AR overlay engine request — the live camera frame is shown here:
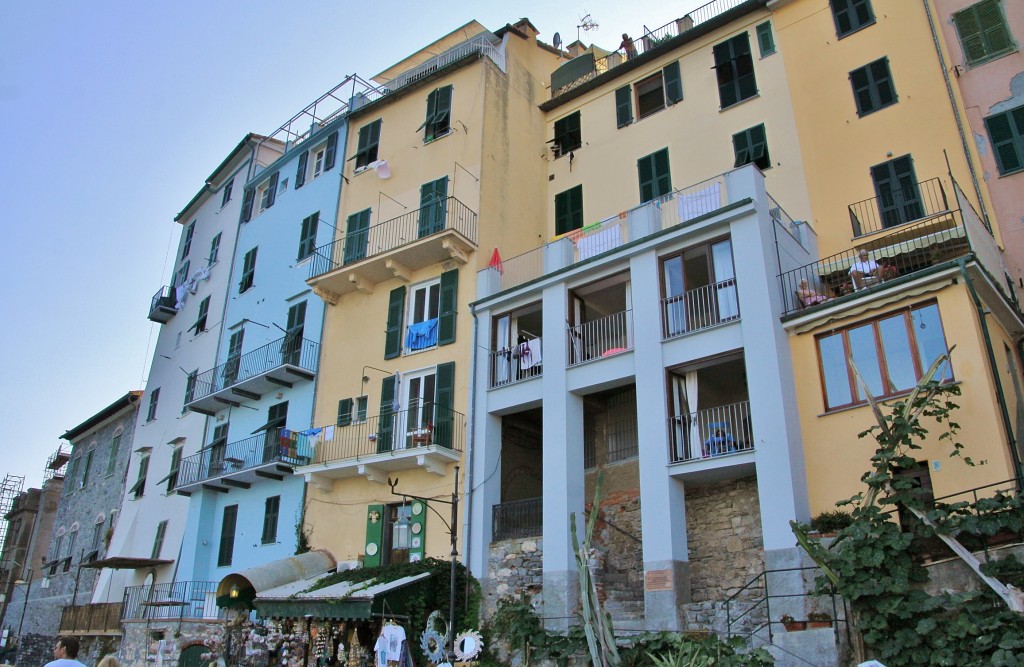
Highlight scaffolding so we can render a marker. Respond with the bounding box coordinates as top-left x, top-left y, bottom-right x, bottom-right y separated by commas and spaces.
45, 445, 70, 481
0, 474, 25, 566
